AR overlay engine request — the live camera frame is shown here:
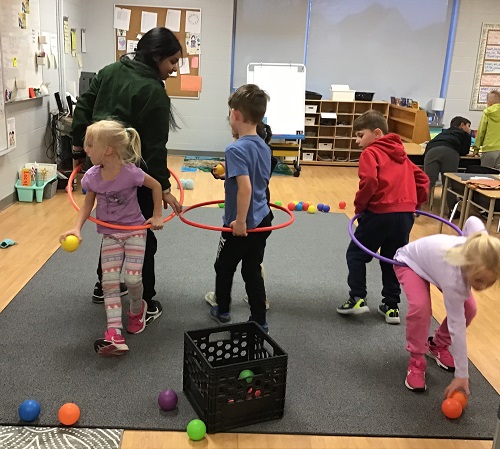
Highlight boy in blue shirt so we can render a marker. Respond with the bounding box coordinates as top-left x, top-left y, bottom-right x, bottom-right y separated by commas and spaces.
209, 84, 272, 332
